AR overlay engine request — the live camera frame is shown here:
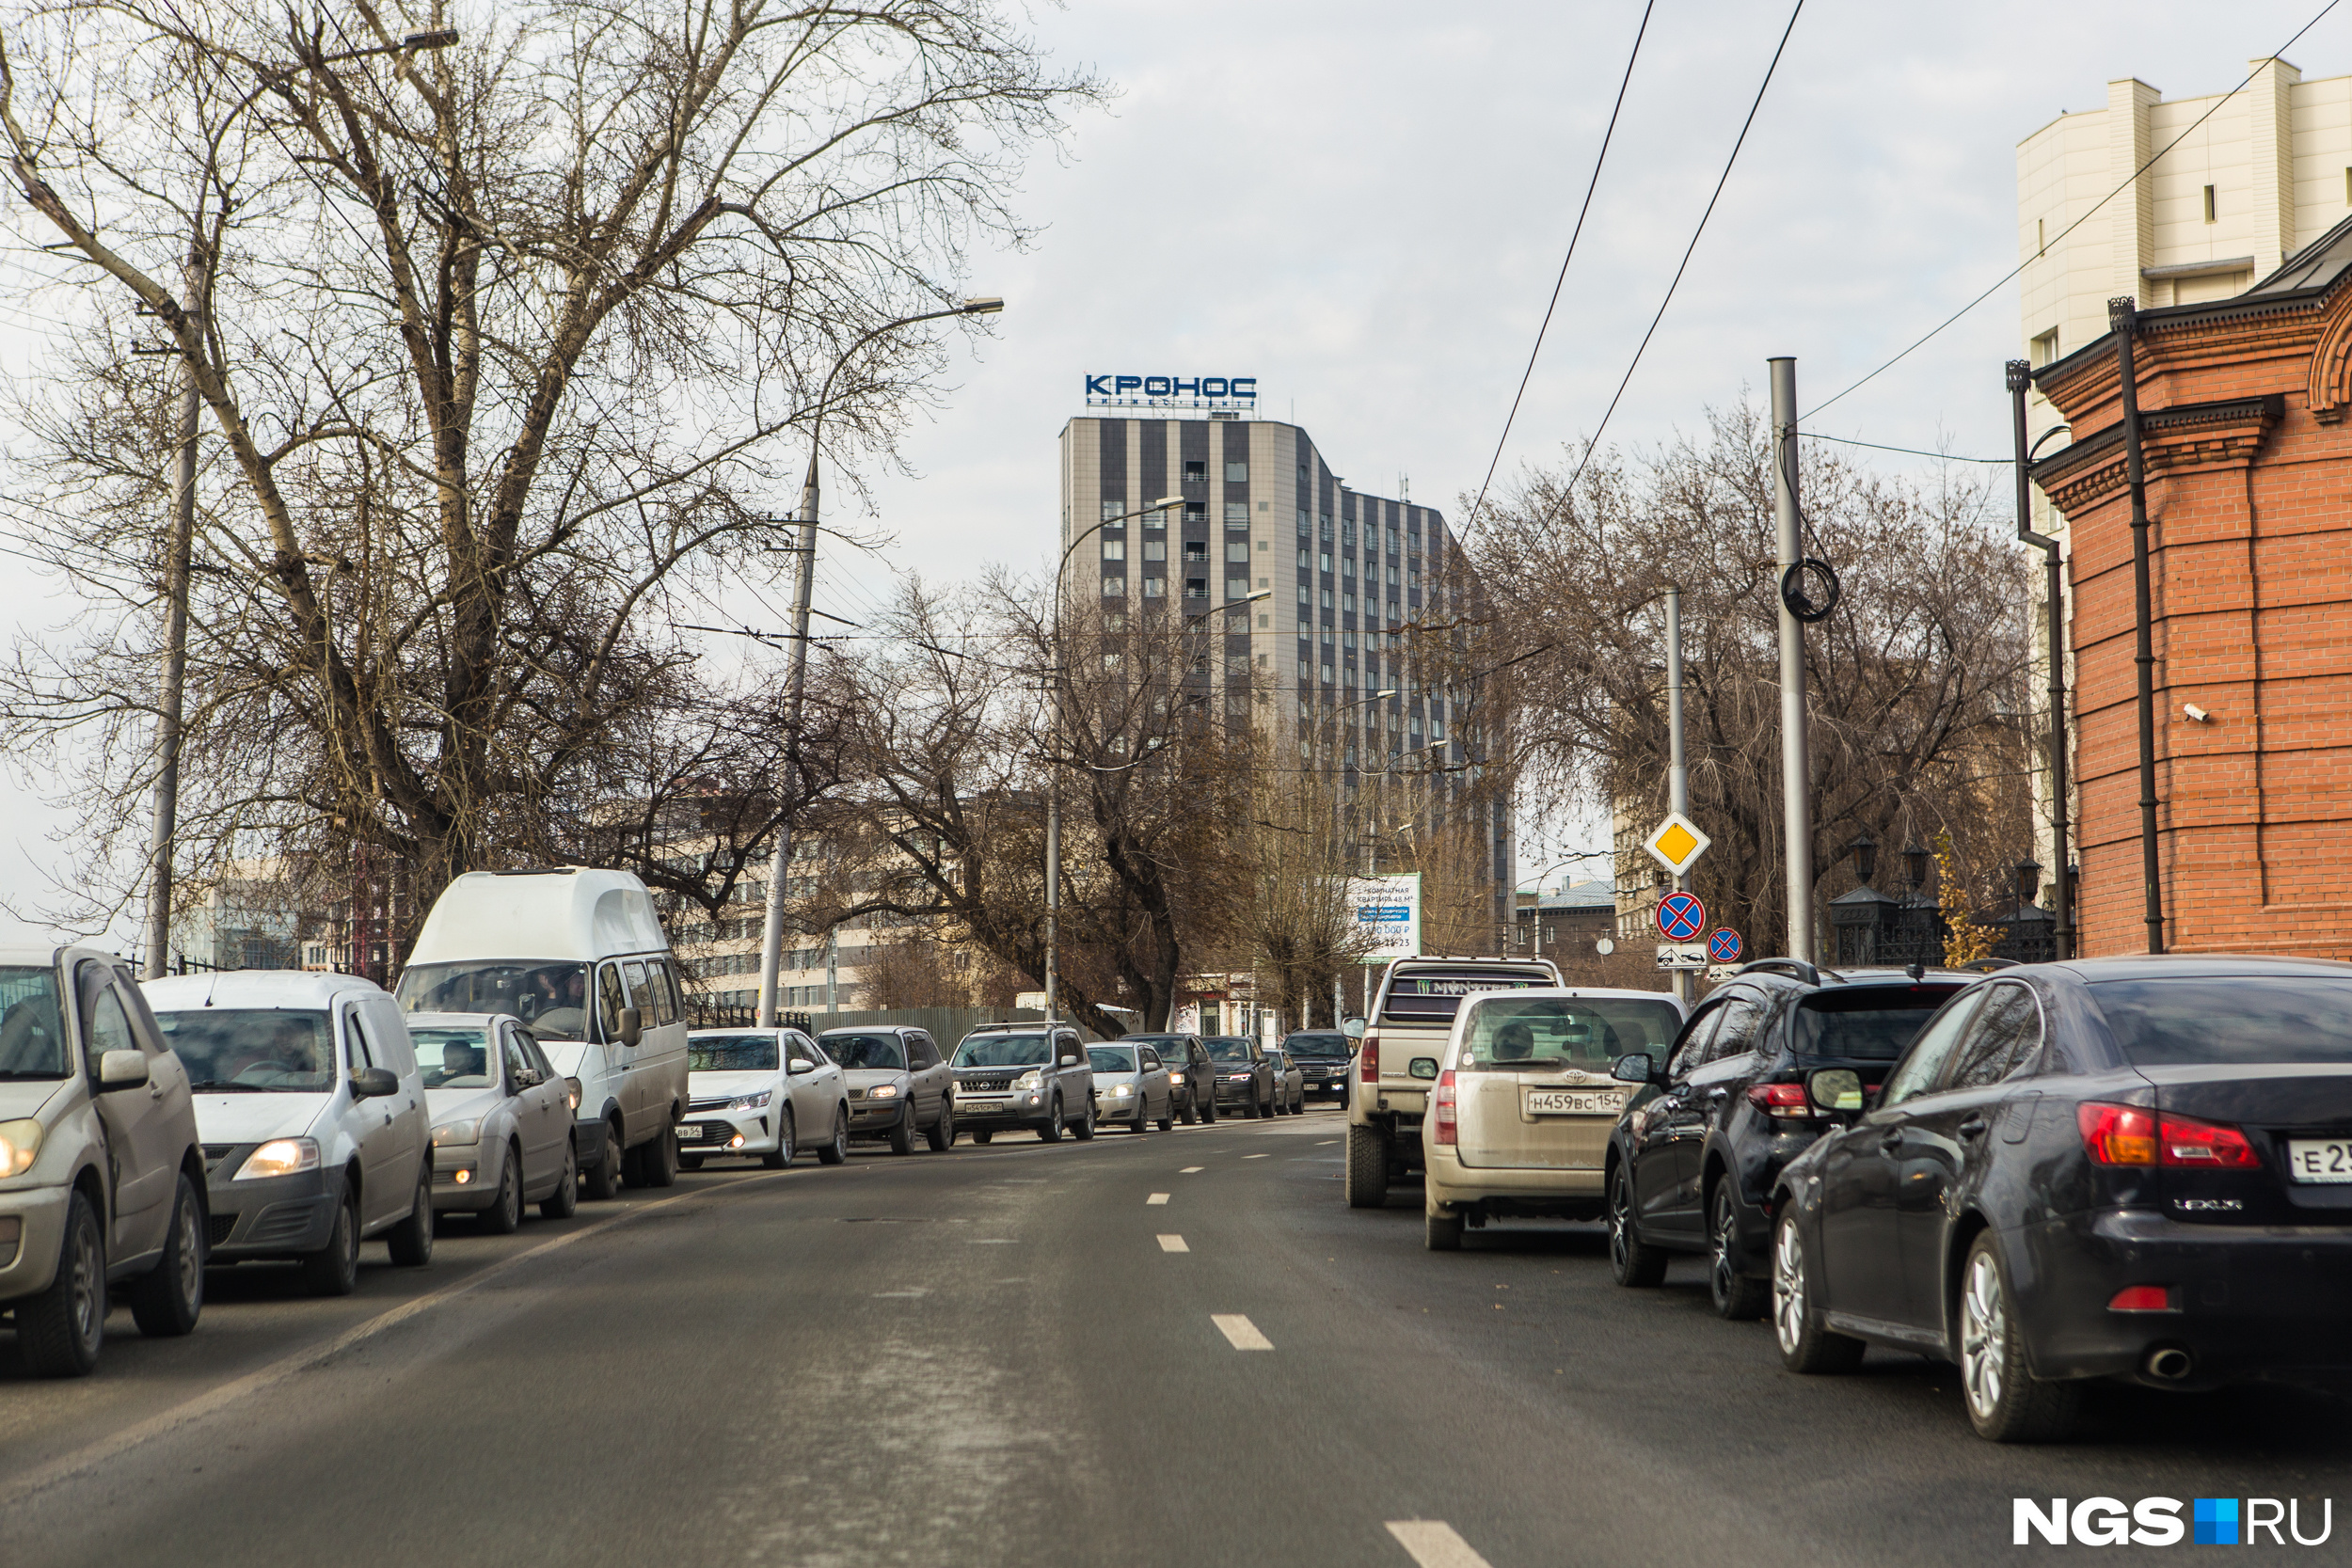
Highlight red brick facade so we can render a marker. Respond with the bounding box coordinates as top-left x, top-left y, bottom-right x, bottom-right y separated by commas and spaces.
2036, 259, 2352, 958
